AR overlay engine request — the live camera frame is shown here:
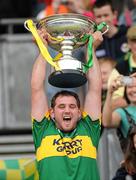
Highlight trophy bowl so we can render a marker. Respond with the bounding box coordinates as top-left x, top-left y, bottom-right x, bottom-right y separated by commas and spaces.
25, 13, 108, 88
36, 13, 96, 50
